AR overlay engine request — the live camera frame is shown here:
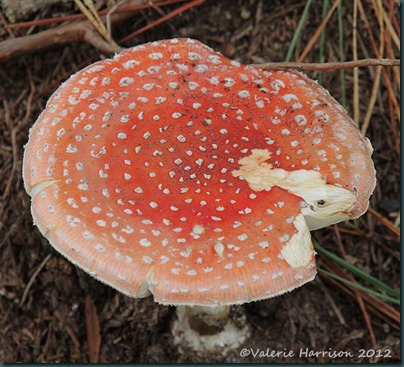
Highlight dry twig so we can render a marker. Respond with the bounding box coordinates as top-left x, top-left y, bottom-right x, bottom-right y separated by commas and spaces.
361, 0, 384, 135
119, 0, 204, 43
0, 0, 203, 64
368, 207, 400, 237
297, 0, 341, 62
0, 12, 123, 63
20, 254, 52, 306
353, 0, 360, 123
320, 260, 399, 330
85, 295, 101, 363
73, 0, 119, 48
251, 58, 399, 71
7, 0, 189, 29
358, 0, 400, 126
